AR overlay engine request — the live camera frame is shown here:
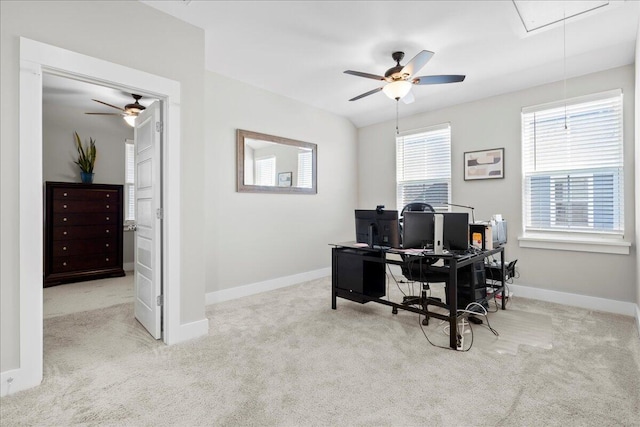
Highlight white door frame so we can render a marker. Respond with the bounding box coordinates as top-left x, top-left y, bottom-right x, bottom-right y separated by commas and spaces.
11, 37, 183, 395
